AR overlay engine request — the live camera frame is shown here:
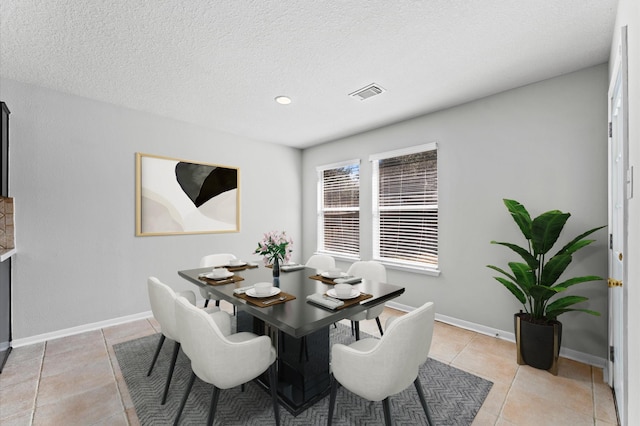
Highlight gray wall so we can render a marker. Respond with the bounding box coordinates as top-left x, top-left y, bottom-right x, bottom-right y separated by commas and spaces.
1, 78, 302, 339
301, 64, 609, 358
